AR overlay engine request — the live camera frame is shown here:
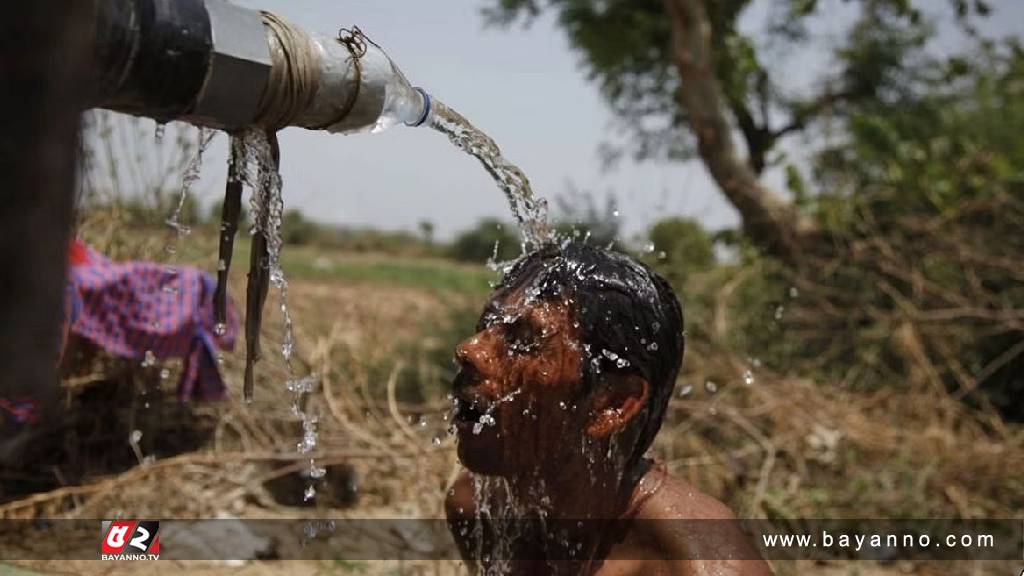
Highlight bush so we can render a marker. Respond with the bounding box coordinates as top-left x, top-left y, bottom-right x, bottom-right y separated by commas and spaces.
643, 217, 715, 288
449, 218, 520, 263
281, 209, 318, 246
